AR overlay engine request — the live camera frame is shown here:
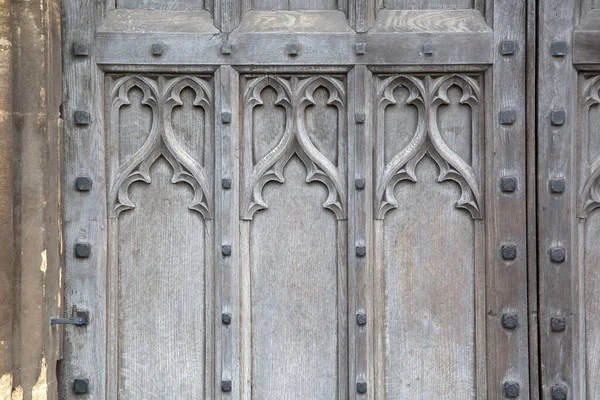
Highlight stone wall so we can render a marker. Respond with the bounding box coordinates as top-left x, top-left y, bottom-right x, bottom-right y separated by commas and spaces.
0, 0, 62, 399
